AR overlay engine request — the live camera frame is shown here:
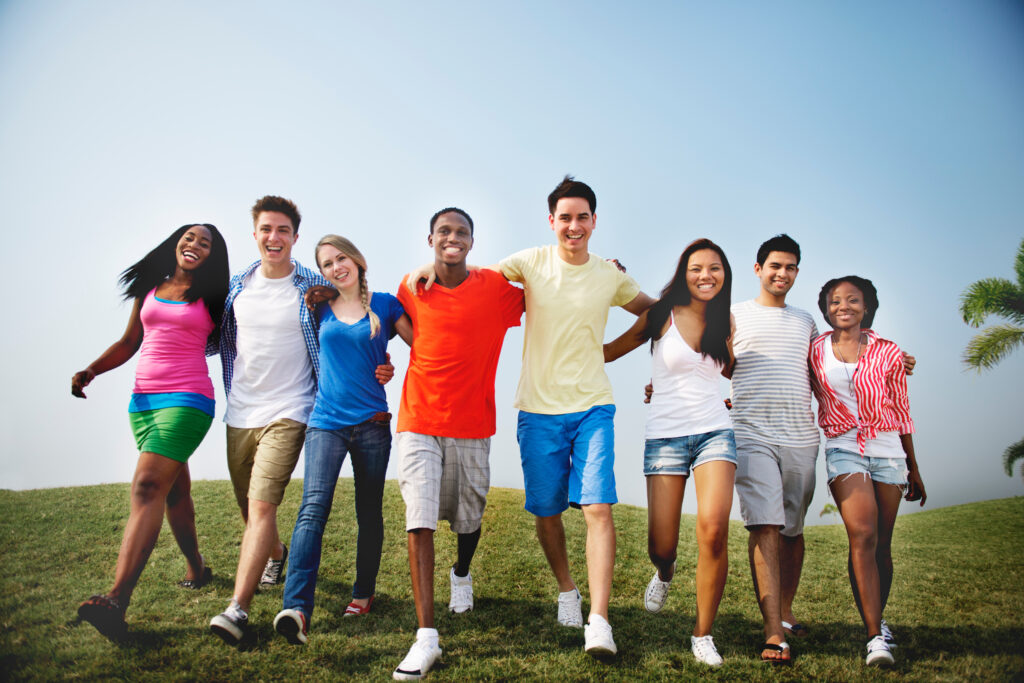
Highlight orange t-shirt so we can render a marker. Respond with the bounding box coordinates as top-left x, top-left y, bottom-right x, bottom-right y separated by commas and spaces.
397, 269, 524, 438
